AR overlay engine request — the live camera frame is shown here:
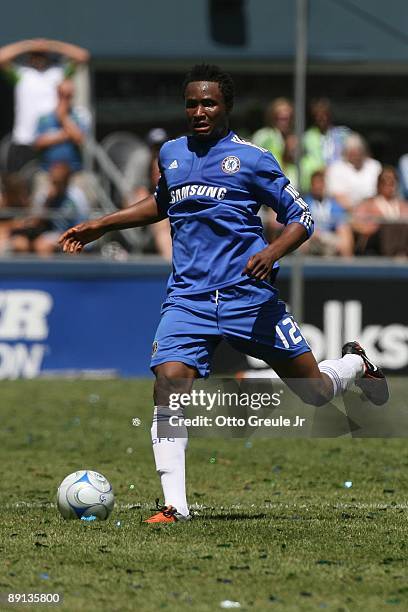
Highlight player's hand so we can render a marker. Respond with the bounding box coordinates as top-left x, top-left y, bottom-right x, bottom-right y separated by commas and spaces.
242, 248, 276, 281
59, 221, 105, 254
